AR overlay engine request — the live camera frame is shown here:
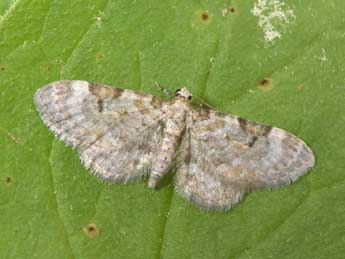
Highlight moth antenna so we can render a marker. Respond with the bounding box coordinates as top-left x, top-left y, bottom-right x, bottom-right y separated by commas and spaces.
193, 95, 216, 110
154, 82, 173, 98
